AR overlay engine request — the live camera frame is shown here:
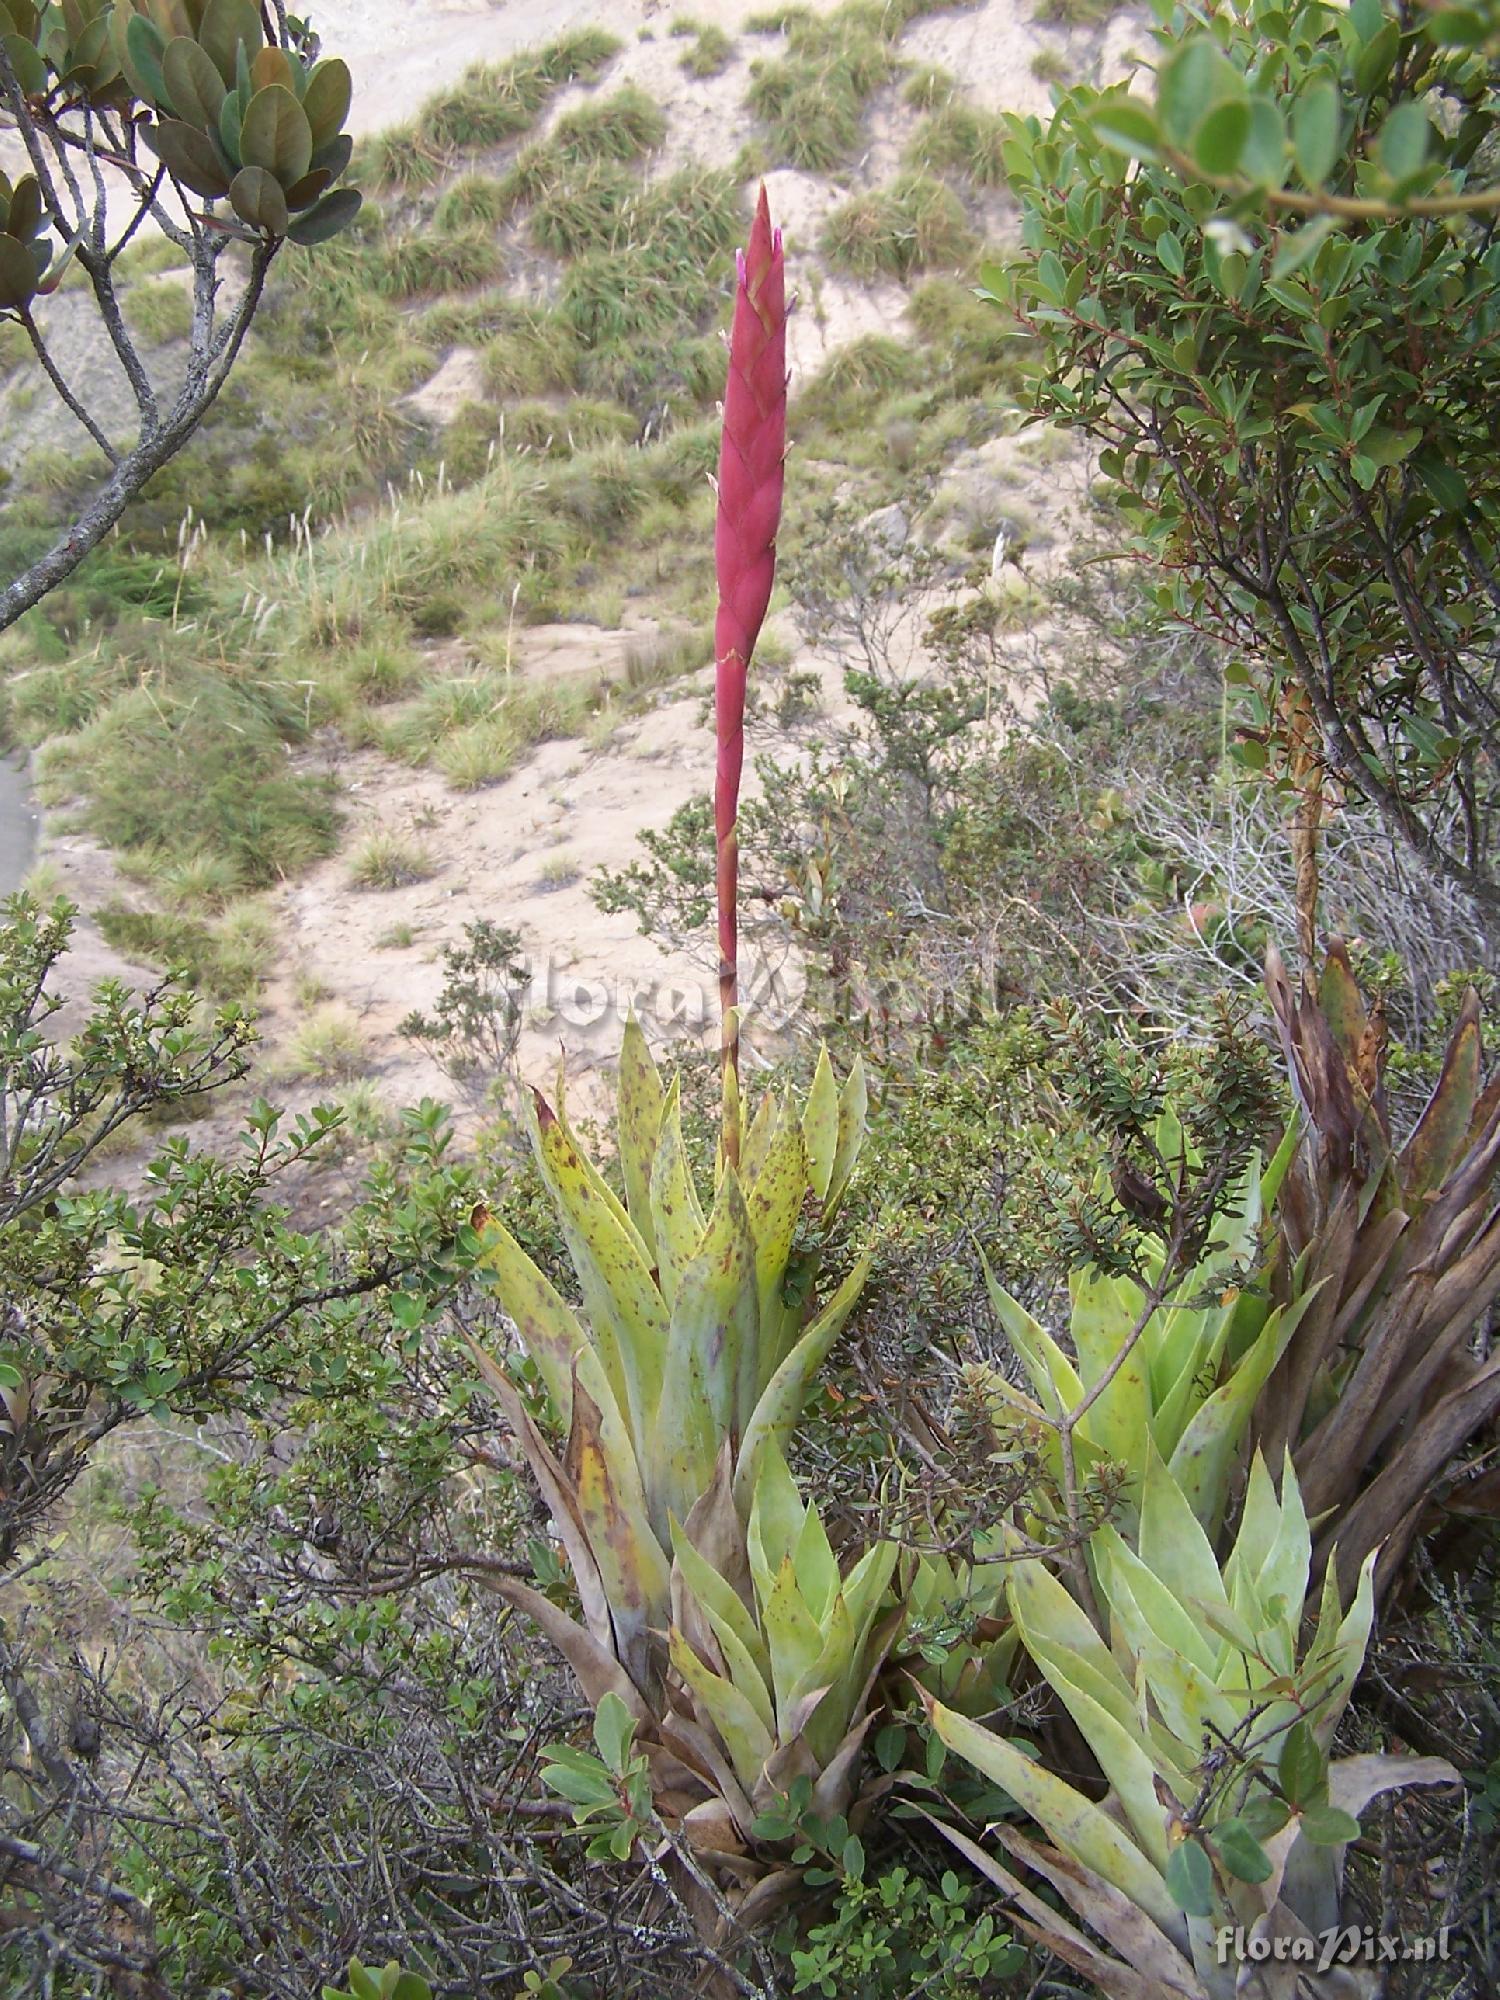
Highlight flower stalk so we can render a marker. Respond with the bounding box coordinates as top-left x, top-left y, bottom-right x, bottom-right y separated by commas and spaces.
714, 184, 786, 1163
